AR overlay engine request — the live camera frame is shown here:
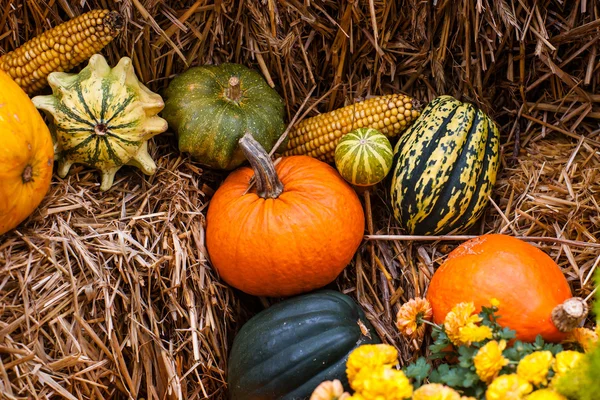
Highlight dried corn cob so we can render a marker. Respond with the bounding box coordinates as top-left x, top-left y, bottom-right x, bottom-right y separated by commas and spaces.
282, 94, 421, 162
0, 9, 123, 95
